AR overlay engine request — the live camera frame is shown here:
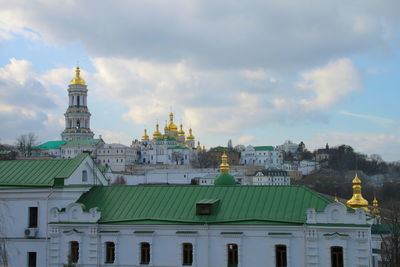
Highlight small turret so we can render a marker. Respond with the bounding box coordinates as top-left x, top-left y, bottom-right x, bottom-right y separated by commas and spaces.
214, 152, 236, 185
346, 173, 369, 212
